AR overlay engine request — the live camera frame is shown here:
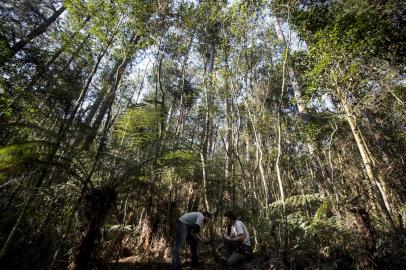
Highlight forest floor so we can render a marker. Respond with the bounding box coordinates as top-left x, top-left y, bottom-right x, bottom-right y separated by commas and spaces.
101, 253, 345, 270
106, 261, 226, 270
104, 256, 233, 270
103, 253, 257, 270
101, 239, 259, 269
